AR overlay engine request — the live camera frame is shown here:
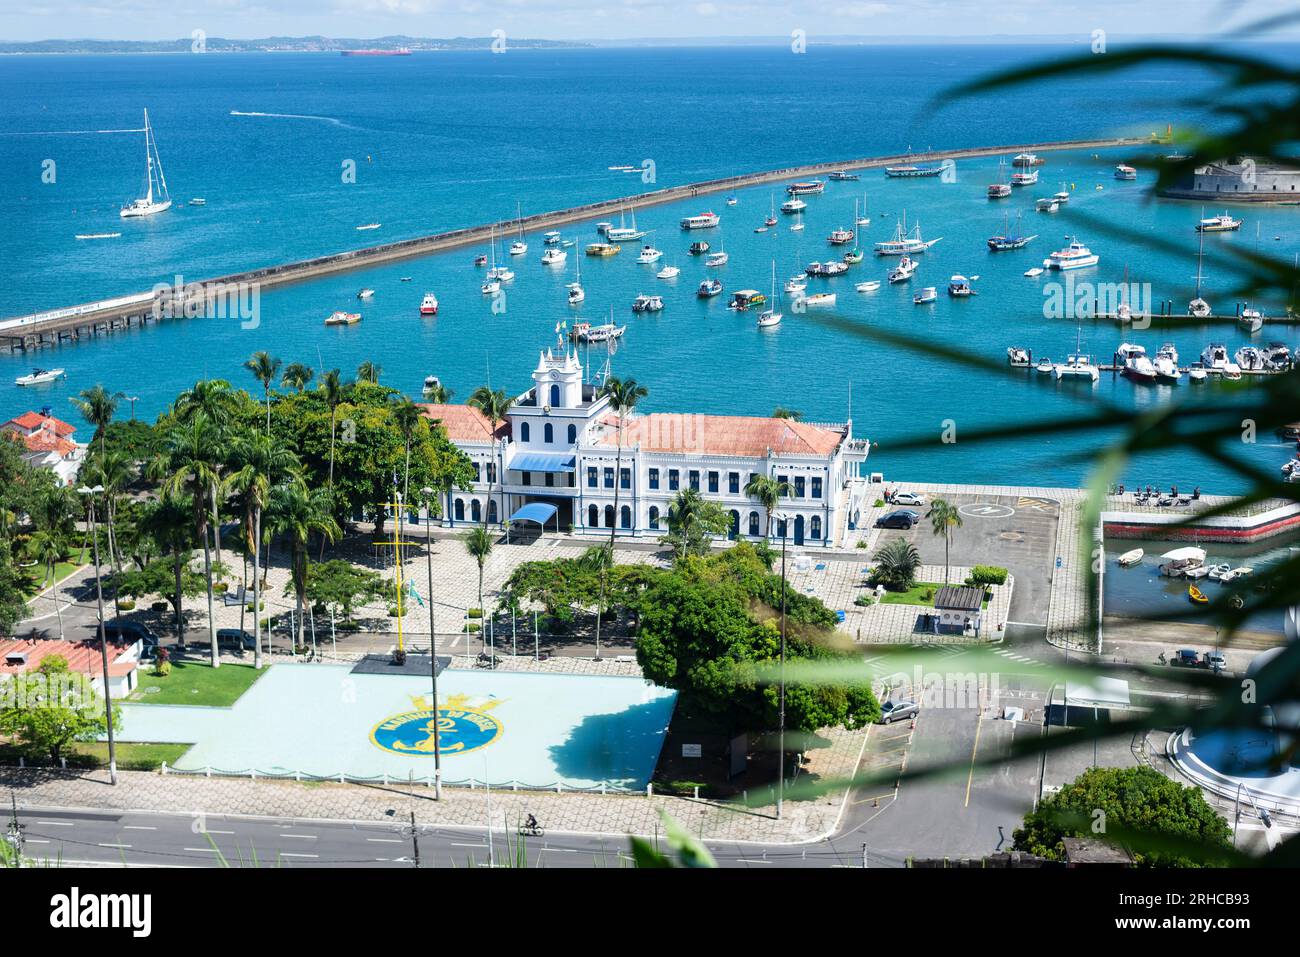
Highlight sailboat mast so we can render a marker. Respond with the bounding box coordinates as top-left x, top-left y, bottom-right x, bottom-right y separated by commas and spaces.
142, 109, 153, 204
